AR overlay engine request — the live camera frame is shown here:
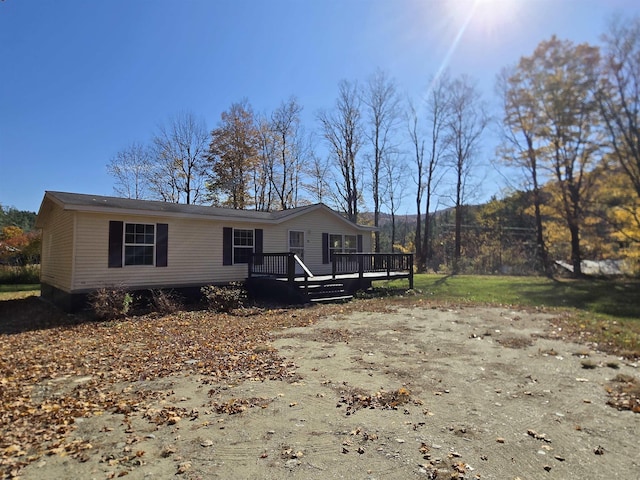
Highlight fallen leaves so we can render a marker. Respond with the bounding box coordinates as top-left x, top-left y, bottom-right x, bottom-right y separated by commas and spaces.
208, 396, 273, 415
0, 304, 338, 478
336, 386, 412, 415
605, 374, 640, 413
